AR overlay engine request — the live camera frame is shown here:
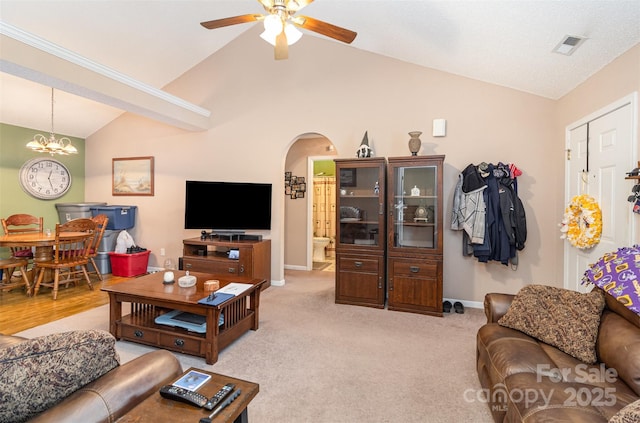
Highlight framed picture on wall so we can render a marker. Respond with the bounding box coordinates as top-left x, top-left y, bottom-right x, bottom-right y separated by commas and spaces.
112, 156, 154, 196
